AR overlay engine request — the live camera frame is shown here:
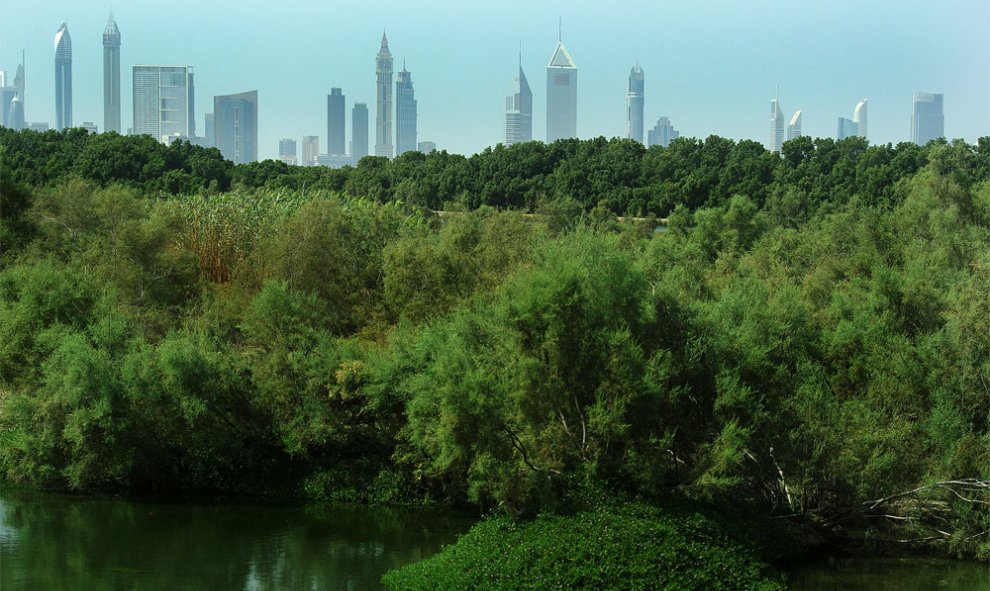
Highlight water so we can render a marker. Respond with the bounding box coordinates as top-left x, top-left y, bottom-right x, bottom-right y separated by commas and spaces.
2, 489, 986, 590
0, 489, 474, 591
